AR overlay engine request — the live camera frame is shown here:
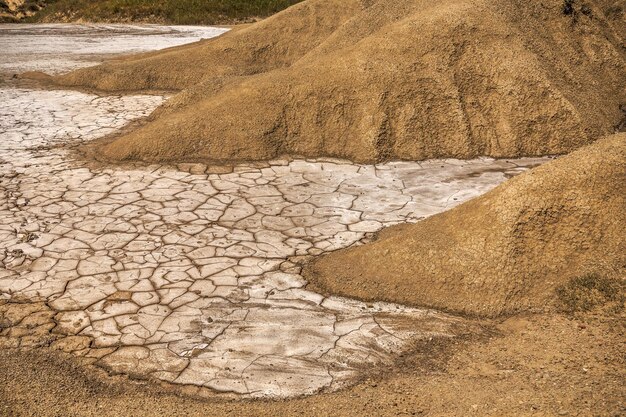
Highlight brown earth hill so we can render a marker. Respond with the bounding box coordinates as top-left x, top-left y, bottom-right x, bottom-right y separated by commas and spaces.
305, 133, 626, 317
55, 0, 362, 91
54, 0, 626, 164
